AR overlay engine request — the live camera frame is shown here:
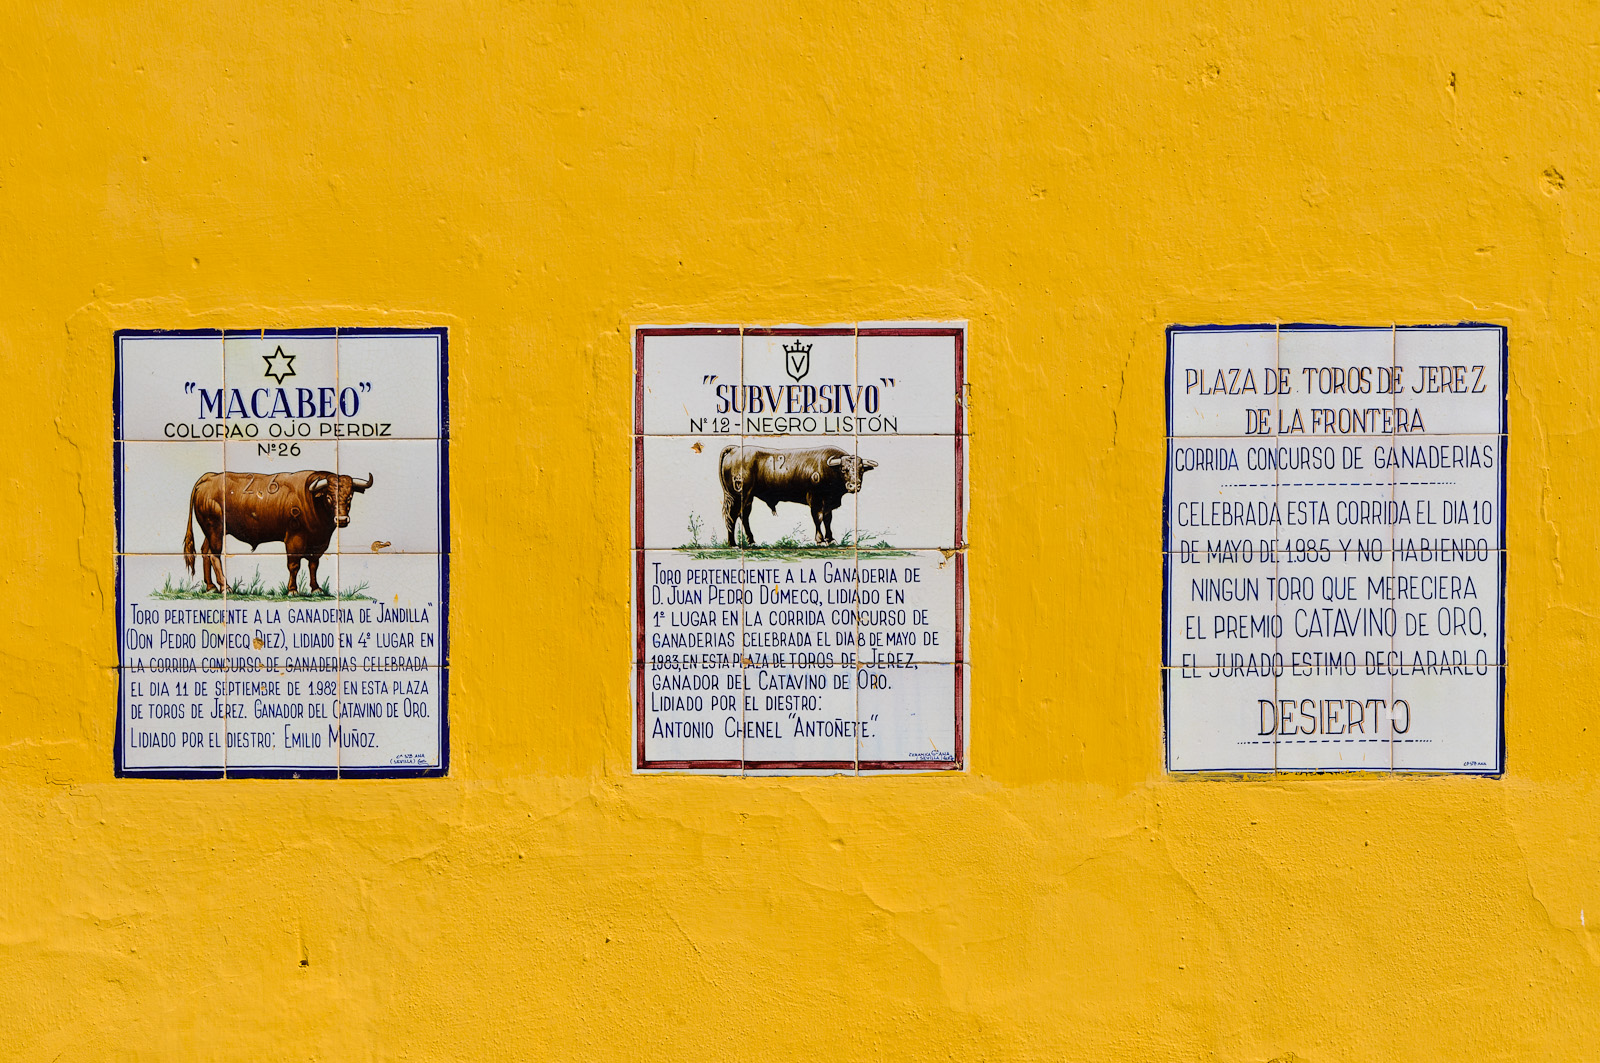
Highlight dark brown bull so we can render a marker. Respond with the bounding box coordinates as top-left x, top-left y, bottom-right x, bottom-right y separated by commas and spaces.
719, 445, 876, 547
182, 470, 372, 595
